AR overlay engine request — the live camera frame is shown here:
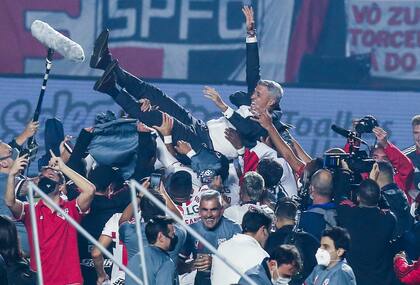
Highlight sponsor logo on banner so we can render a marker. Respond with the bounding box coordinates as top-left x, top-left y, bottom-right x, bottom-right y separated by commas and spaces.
346, 0, 420, 79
